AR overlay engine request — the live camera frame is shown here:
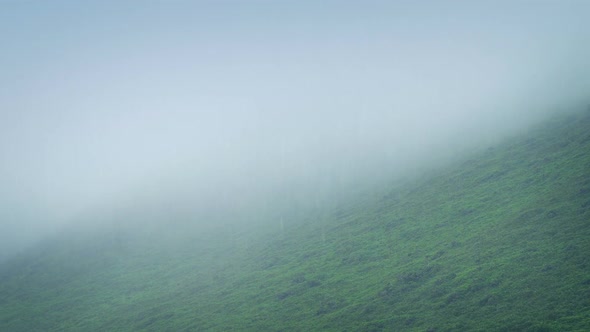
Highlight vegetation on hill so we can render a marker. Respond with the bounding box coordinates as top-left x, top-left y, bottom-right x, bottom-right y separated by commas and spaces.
1, 109, 590, 331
